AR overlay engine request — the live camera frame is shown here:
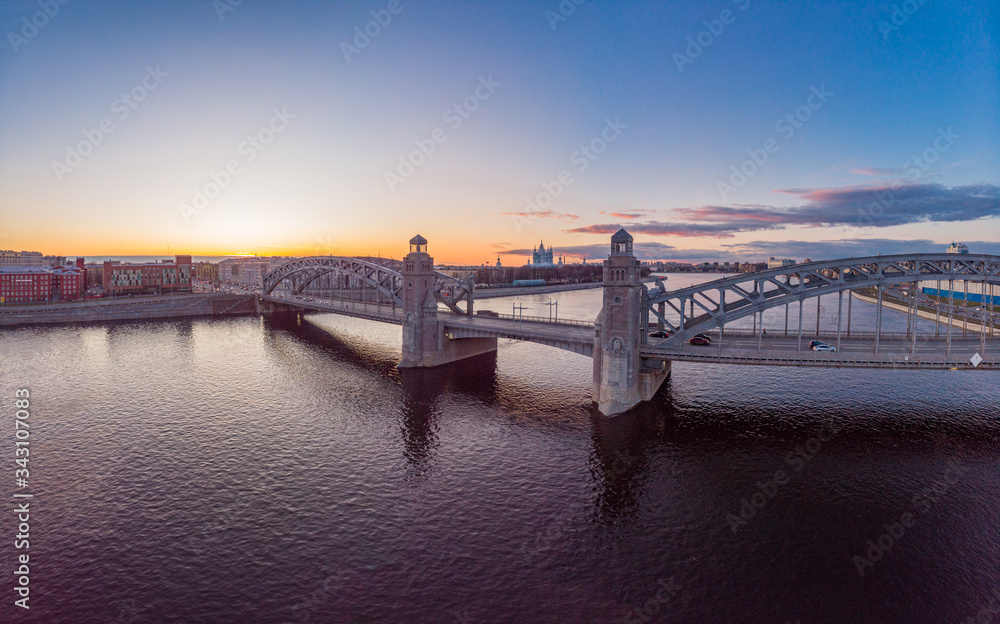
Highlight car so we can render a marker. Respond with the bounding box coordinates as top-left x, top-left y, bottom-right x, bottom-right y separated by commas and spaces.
694, 333, 713, 342
689, 336, 711, 345
648, 330, 671, 338
812, 344, 836, 352
809, 340, 827, 348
